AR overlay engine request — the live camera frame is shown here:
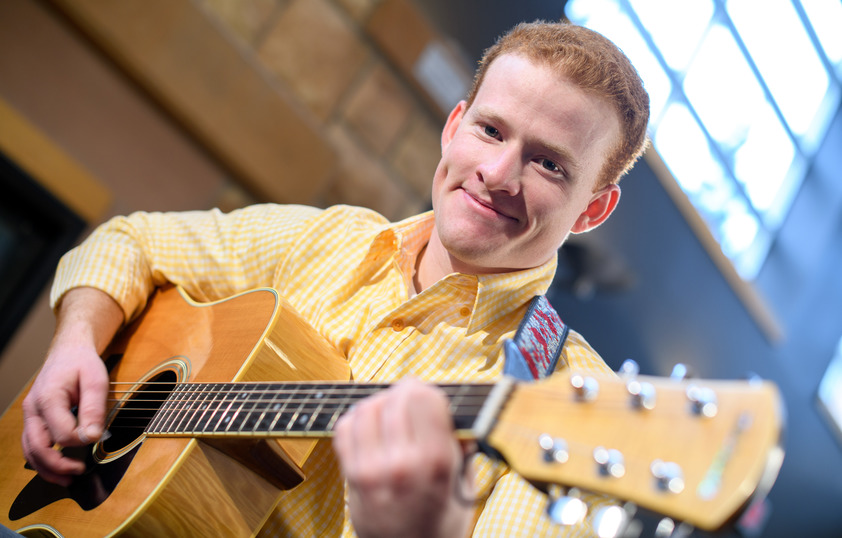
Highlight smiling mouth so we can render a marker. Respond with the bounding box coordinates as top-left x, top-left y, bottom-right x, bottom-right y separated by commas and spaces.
462, 189, 518, 222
